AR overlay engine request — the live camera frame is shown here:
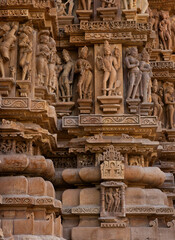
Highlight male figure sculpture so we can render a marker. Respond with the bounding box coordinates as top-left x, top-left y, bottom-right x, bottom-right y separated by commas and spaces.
96, 41, 121, 96
58, 49, 74, 102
